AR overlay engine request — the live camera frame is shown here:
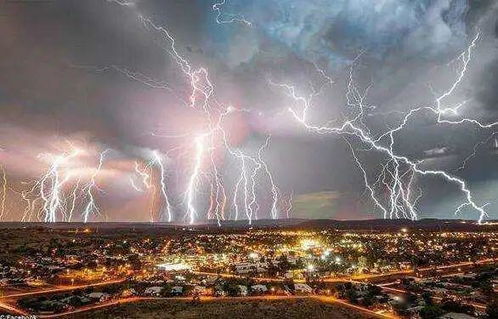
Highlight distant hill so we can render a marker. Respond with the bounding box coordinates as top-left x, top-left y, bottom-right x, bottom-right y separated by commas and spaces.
0, 218, 496, 232
291, 191, 369, 220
